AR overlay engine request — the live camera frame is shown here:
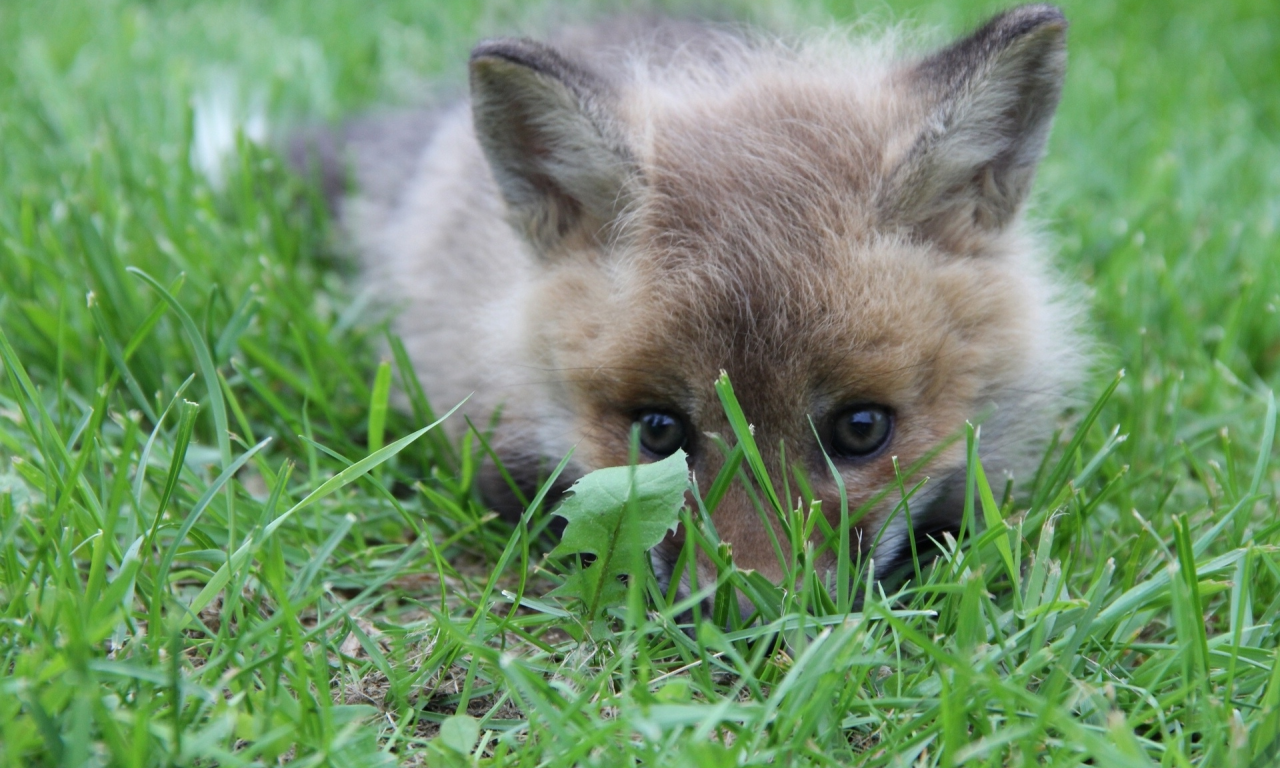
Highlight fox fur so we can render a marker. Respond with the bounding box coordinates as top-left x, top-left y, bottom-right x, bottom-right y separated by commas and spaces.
313, 5, 1085, 599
